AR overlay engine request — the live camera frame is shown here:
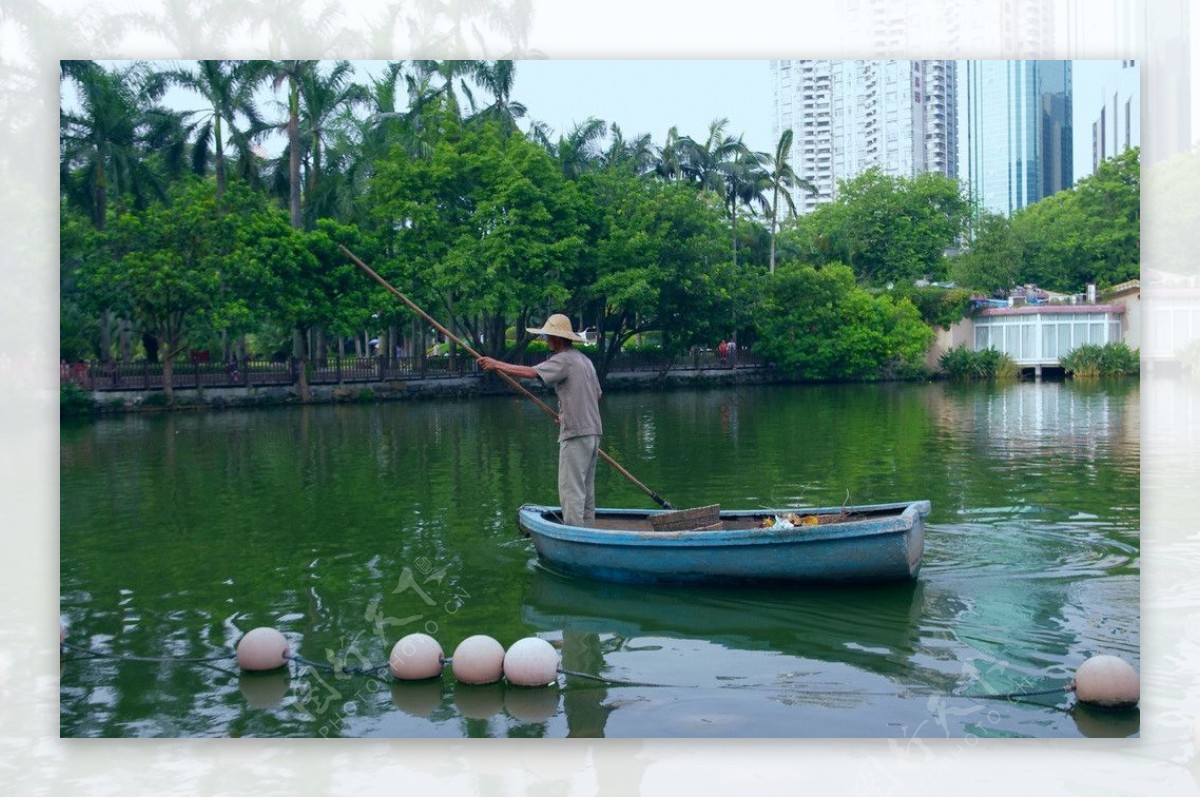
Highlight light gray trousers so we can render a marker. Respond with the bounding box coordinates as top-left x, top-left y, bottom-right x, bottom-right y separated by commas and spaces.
558, 435, 600, 527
